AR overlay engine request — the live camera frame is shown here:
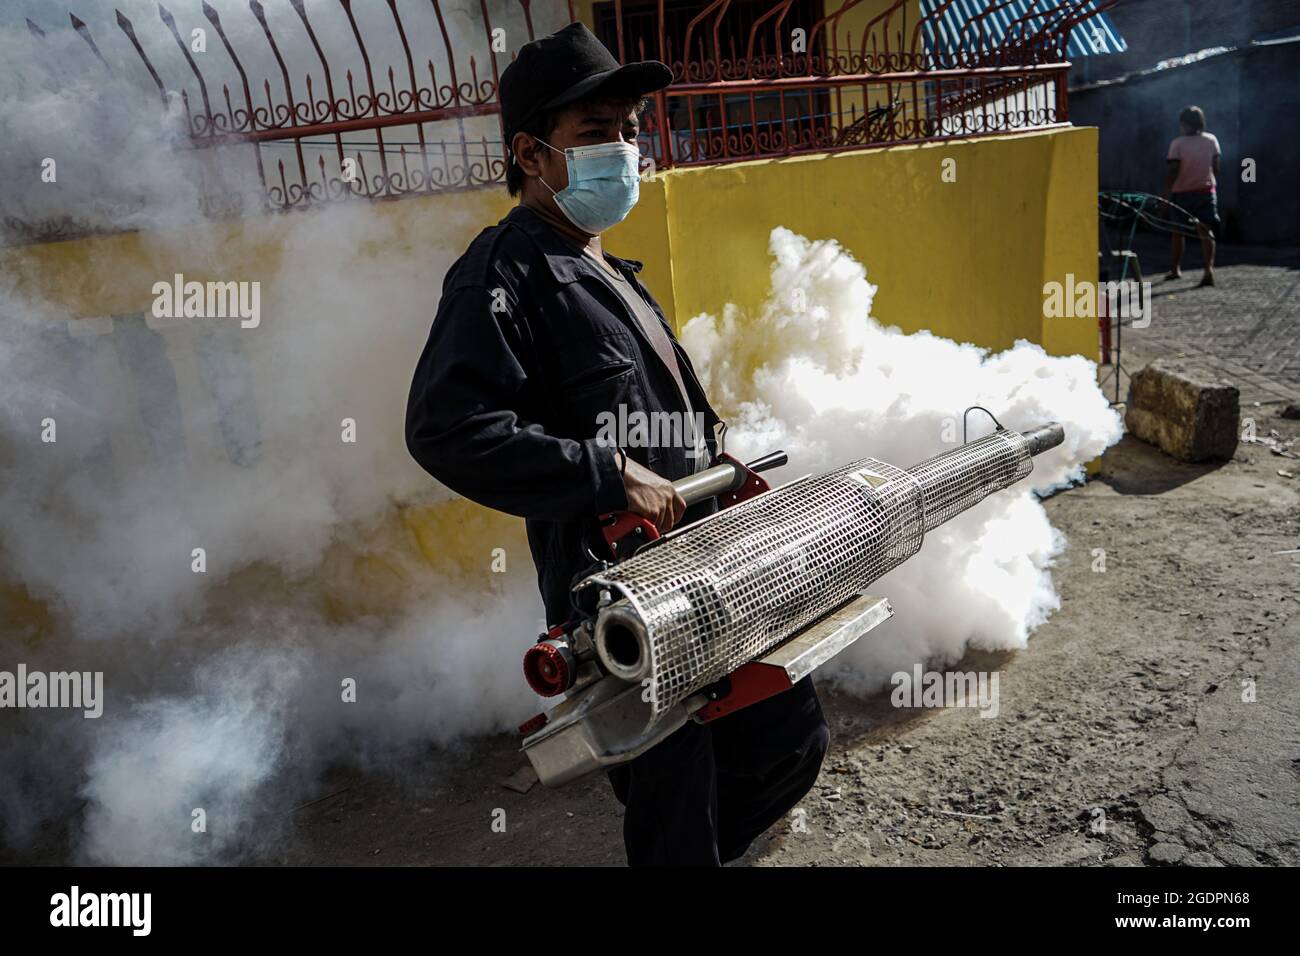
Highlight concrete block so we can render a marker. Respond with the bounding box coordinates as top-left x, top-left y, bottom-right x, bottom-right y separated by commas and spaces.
1125, 360, 1240, 462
